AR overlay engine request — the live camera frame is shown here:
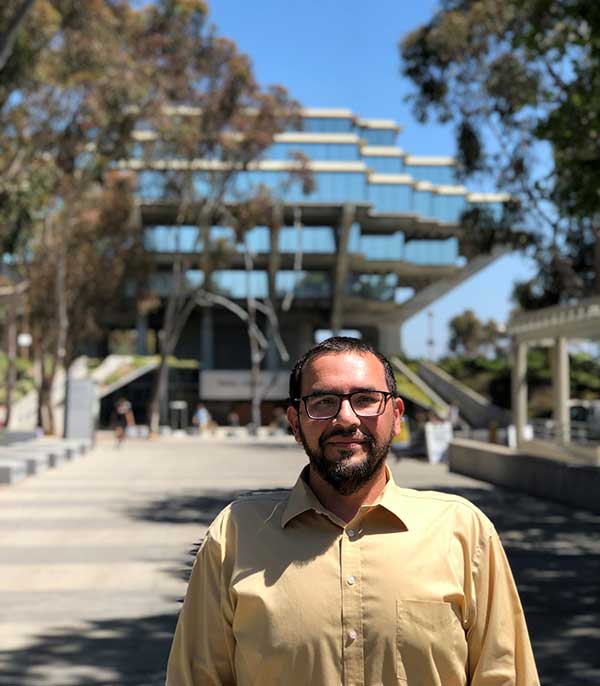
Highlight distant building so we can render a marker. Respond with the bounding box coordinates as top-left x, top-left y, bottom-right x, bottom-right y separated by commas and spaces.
102, 108, 510, 419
